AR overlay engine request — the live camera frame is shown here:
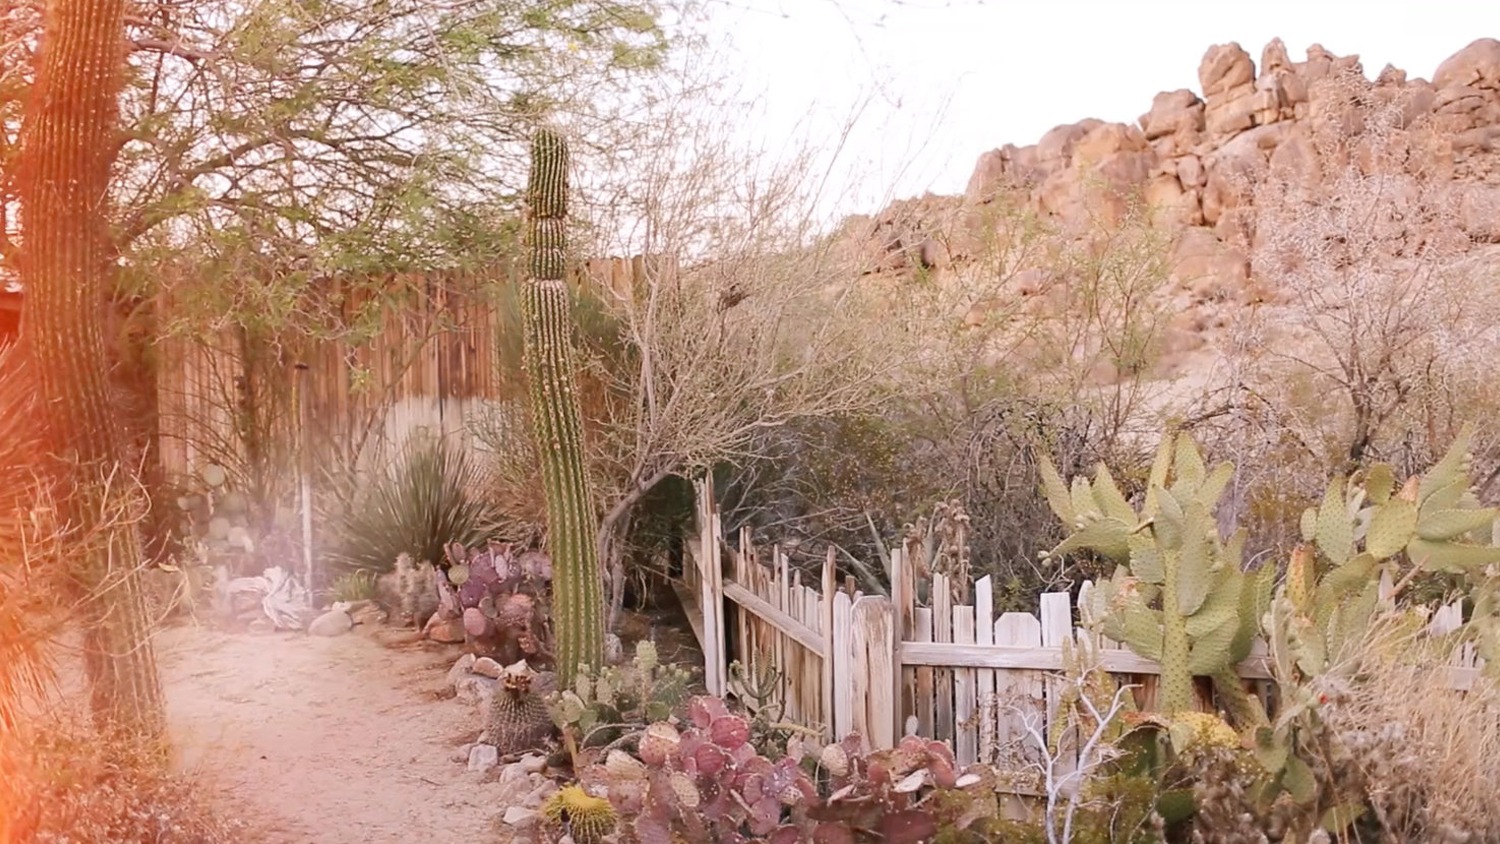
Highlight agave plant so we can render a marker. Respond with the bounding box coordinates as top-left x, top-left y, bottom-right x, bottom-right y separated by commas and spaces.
326, 434, 498, 573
